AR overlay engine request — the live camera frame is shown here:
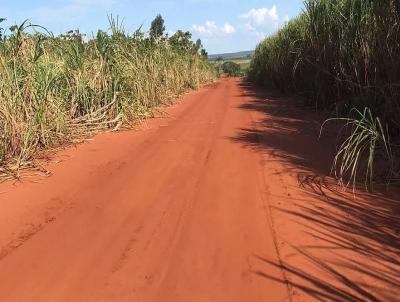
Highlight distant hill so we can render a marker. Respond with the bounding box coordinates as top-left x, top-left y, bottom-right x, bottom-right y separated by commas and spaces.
208, 51, 254, 61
